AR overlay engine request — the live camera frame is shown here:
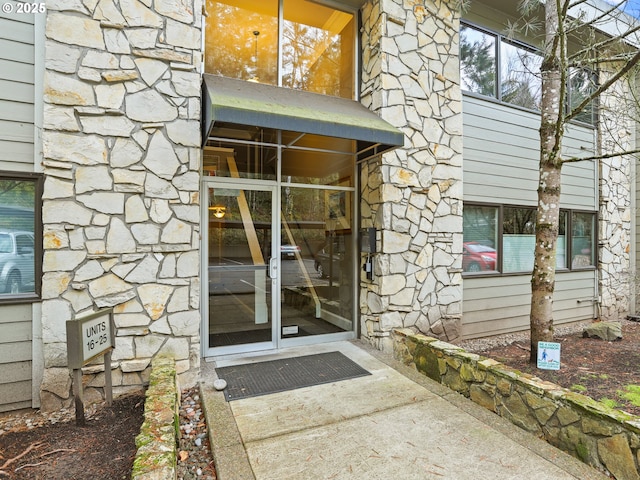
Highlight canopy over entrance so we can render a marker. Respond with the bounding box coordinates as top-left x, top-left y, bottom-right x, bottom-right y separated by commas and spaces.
202, 75, 404, 160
